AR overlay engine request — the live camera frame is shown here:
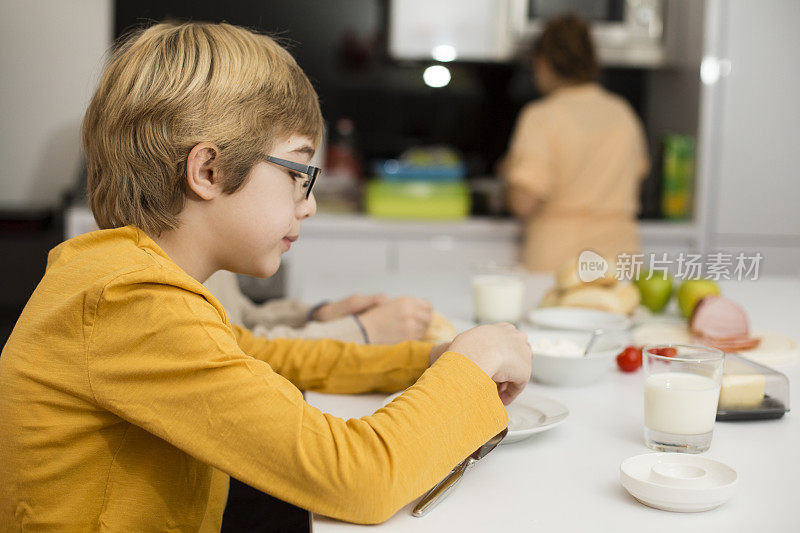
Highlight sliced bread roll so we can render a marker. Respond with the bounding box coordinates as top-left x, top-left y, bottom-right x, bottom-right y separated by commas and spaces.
559, 286, 628, 314
557, 282, 639, 315
423, 311, 457, 343
556, 256, 617, 291
612, 282, 641, 315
